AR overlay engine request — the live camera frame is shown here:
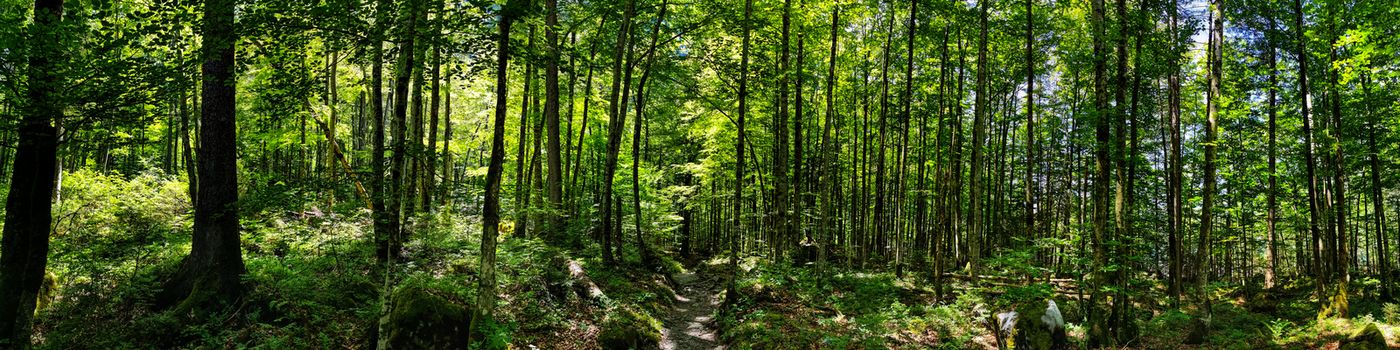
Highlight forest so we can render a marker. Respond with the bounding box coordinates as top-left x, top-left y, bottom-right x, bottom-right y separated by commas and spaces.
1, 0, 1399, 348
